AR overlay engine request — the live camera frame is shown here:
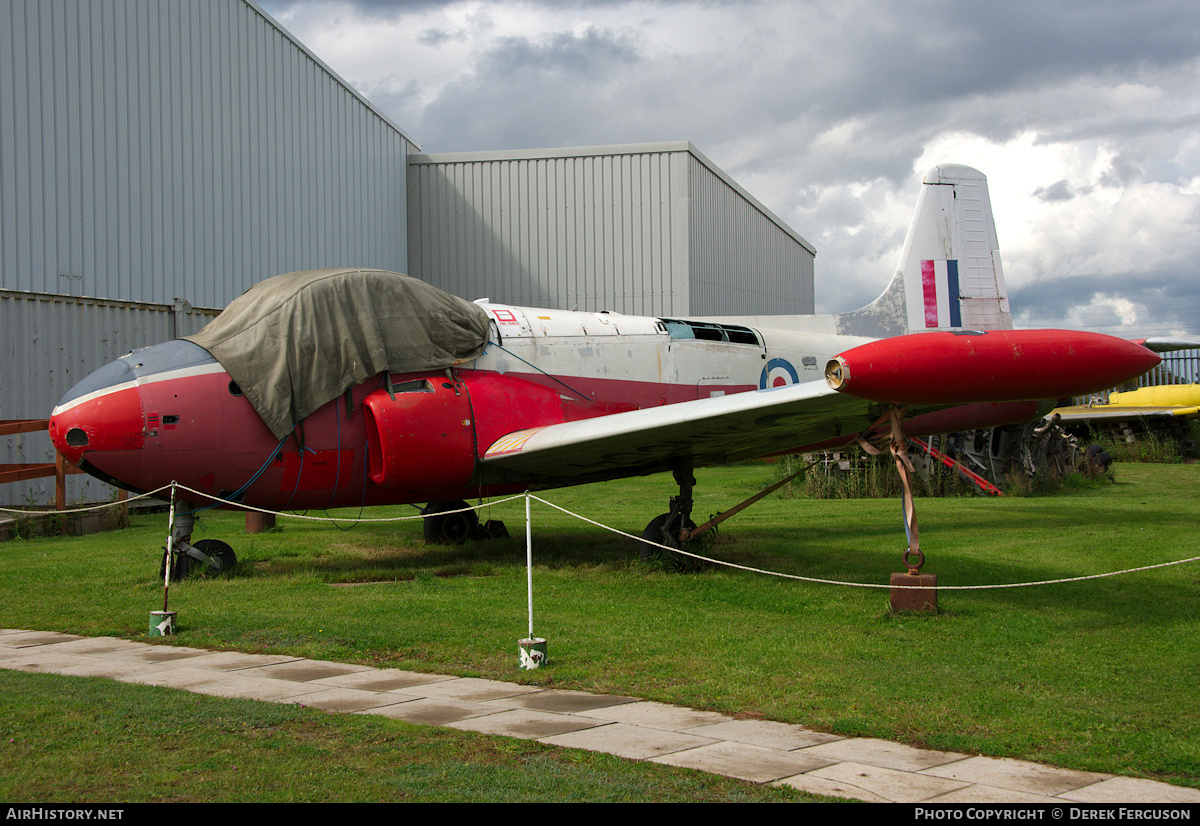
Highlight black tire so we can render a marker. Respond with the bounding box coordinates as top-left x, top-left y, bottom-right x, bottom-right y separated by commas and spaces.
639, 512, 698, 570
193, 539, 237, 575
422, 501, 478, 544
1086, 443, 1113, 473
